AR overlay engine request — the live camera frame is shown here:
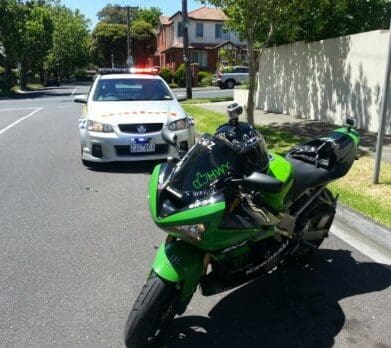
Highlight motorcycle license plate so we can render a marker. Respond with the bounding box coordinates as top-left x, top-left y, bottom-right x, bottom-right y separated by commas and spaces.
130, 143, 155, 153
